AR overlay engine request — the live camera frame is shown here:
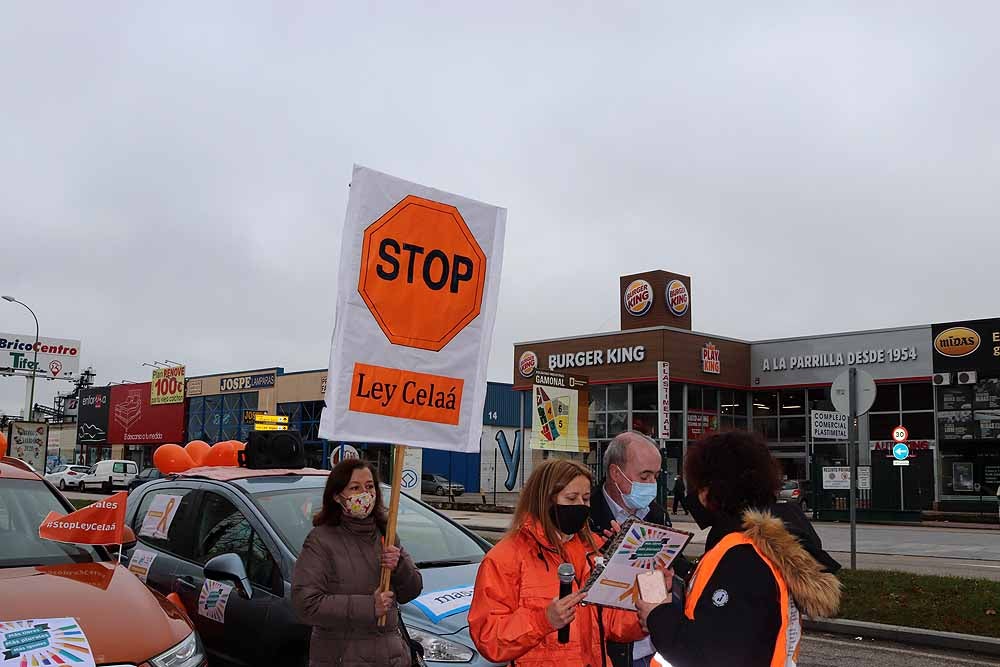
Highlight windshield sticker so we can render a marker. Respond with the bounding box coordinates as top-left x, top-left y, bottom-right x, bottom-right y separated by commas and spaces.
198, 580, 234, 623
127, 548, 158, 584
139, 494, 183, 540
0, 618, 96, 667
411, 586, 474, 623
